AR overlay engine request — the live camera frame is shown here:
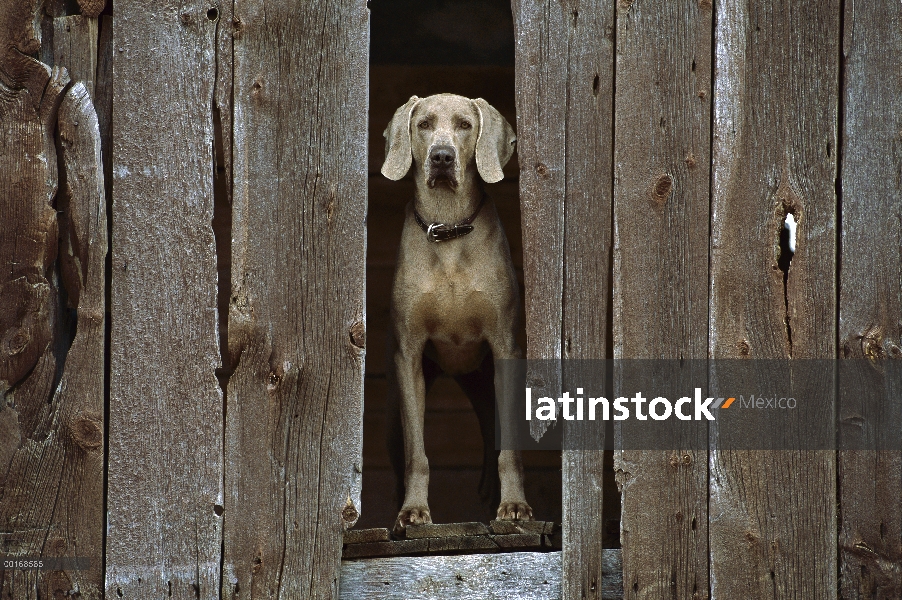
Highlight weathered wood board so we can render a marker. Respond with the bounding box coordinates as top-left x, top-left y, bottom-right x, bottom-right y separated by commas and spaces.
708, 0, 839, 596
53, 15, 98, 98
339, 550, 624, 600
511, 0, 567, 443
221, 1, 369, 597
837, 0, 902, 596
0, 5, 106, 597
612, 0, 712, 598
107, 2, 223, 598
559, 1, 616, 599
